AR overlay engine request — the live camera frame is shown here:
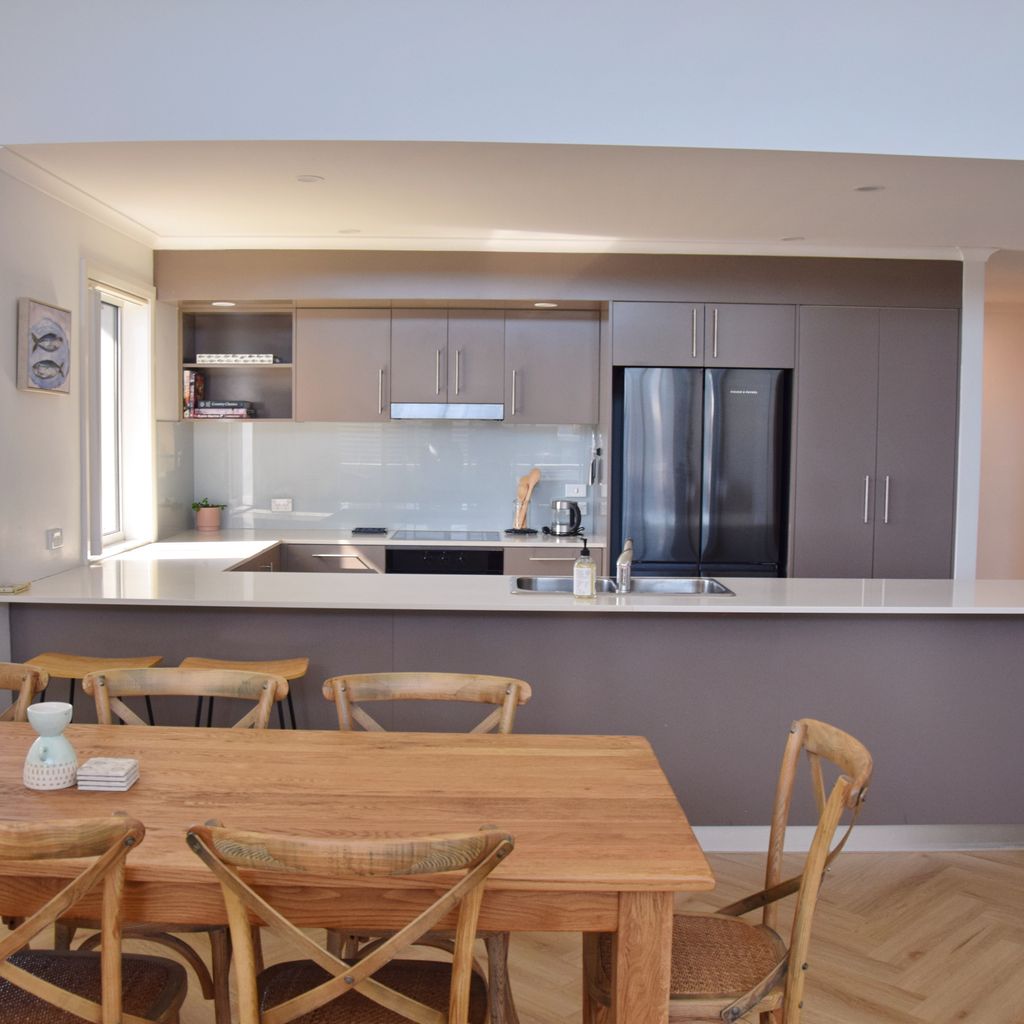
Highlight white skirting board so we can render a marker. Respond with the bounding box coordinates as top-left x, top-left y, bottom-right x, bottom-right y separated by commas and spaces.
694, 825, 1024, 853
